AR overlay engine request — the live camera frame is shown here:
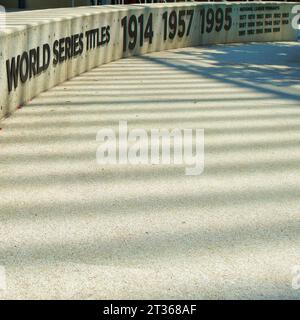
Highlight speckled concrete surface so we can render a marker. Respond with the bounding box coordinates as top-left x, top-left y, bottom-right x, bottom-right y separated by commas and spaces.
0, 42, 300, 300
